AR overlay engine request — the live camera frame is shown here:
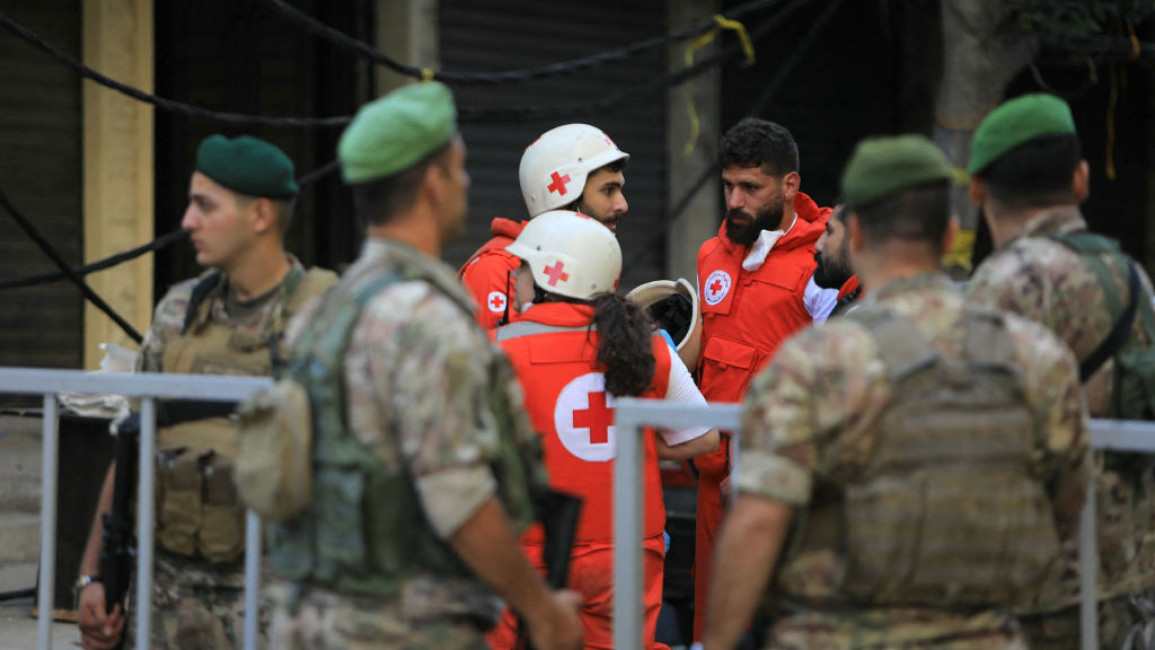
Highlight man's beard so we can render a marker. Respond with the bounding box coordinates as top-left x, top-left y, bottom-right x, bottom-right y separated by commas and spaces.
571, 199, 621, 231
724, 198, 784, 247
812, 247, 853, 289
